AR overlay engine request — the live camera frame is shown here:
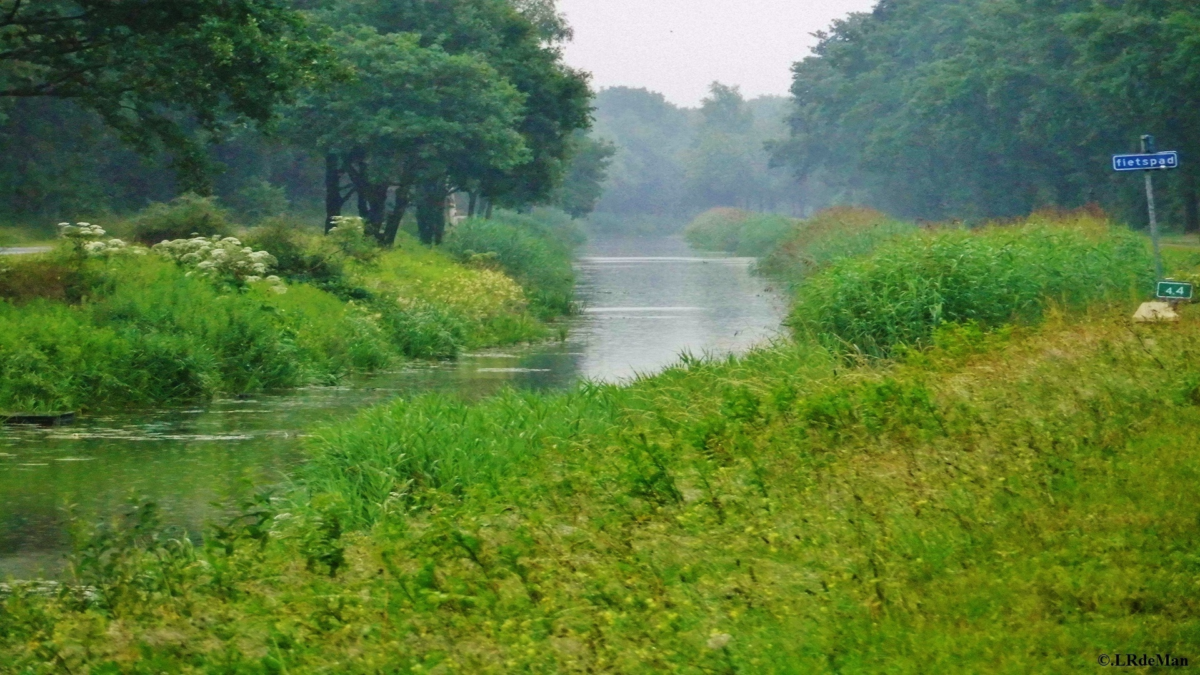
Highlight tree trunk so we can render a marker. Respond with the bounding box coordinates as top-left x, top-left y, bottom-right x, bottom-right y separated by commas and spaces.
1185, 171, 1199, 235
416, 181, 448, 245
484, 198, 493, 220
364, 183, 389, 238
380, 185, 411, 247
468, 191, 478, 218
324, 153, 344, 233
